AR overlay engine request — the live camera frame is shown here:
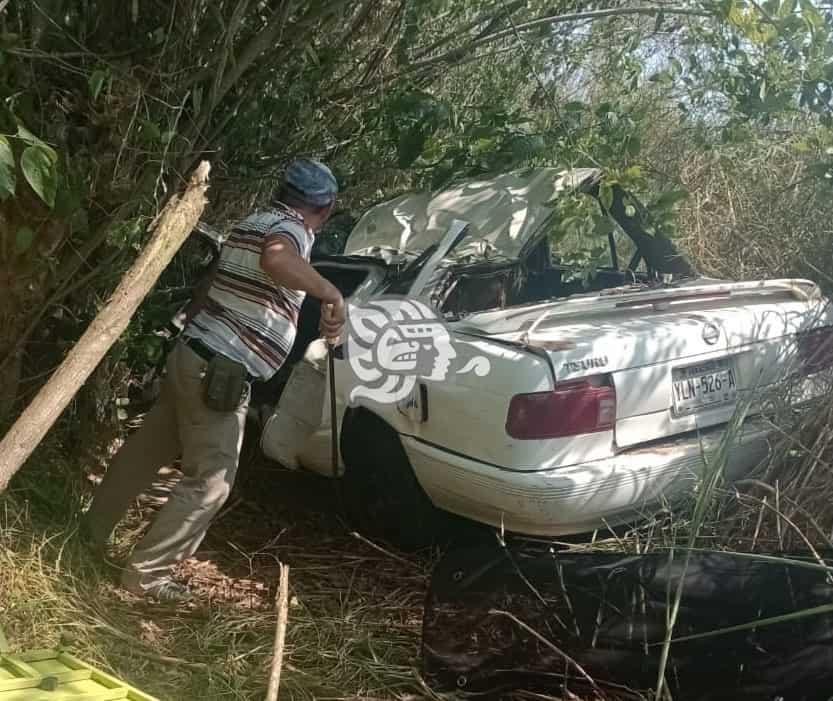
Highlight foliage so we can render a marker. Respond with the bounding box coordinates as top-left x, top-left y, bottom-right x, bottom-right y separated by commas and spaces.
0, 0, 832, 444
3, 3, 833, 698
